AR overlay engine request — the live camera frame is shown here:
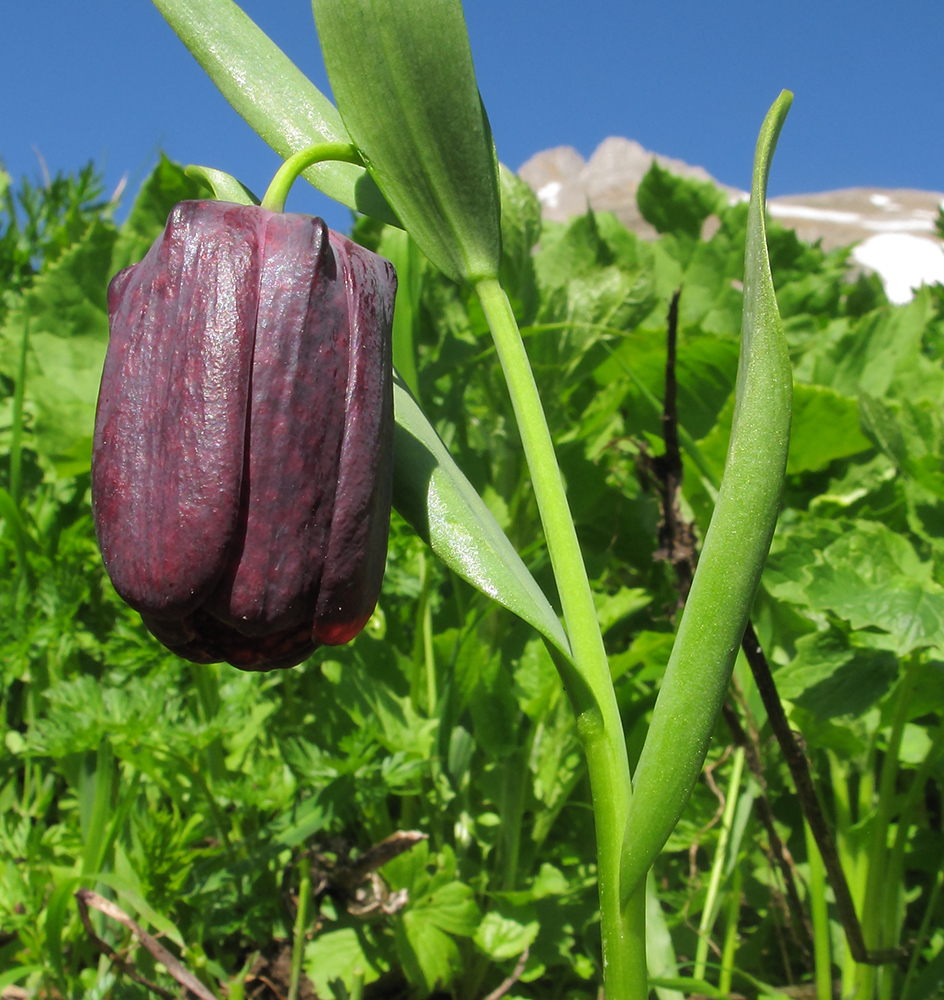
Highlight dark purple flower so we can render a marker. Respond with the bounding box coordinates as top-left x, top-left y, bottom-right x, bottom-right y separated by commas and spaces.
92, 200, 396, 670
